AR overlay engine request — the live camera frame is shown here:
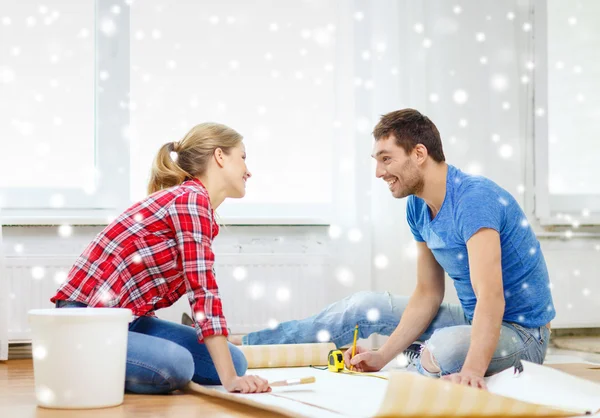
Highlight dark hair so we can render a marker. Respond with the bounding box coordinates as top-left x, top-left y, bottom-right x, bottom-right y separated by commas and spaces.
372, 108, 445, 163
